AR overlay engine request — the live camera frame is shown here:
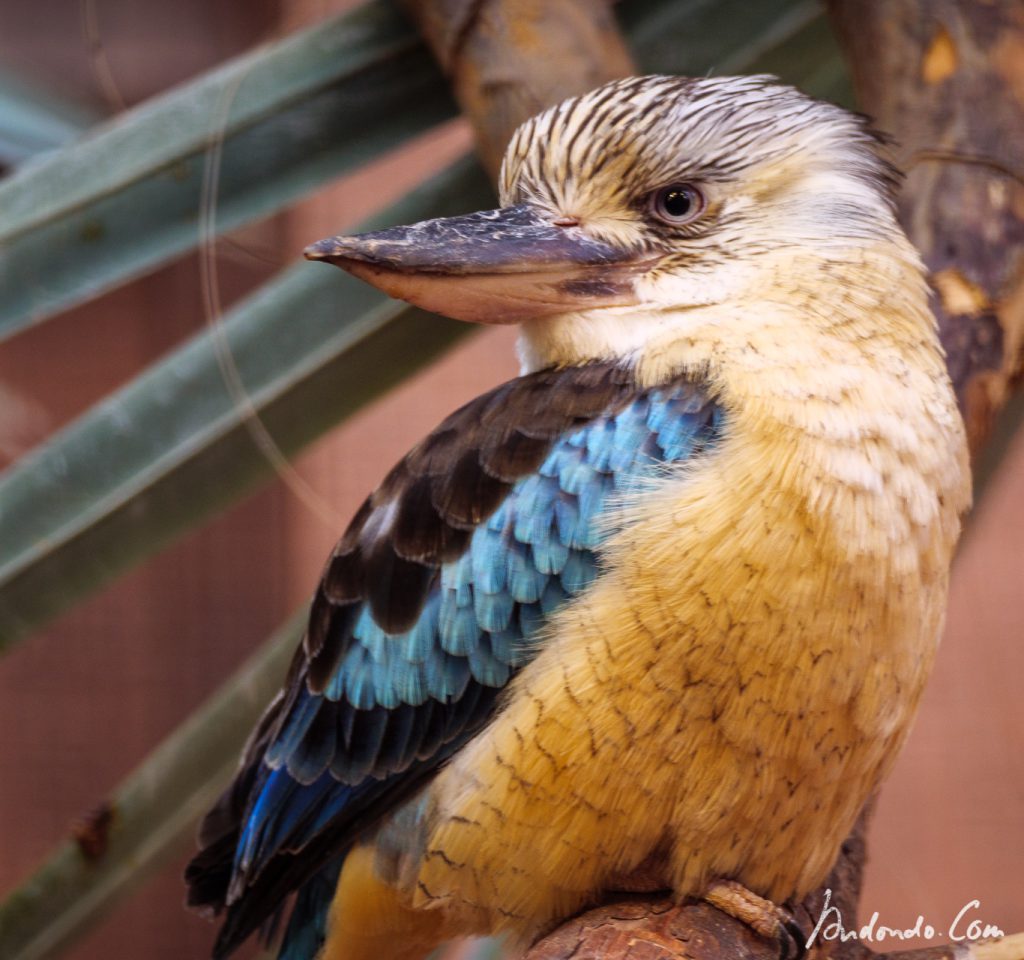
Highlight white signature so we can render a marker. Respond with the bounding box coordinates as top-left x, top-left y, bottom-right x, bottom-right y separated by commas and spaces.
807, 889, 1005, 948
